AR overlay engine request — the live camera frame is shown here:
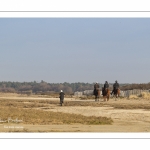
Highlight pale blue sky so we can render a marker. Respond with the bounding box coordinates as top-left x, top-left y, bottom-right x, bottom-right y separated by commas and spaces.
0, 18, 150, 83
